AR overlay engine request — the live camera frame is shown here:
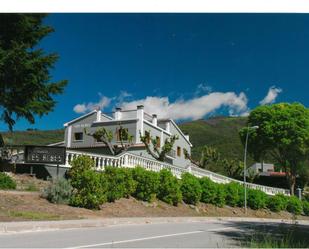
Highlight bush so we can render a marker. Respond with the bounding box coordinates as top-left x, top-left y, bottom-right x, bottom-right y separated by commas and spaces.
158, 169, 182, 206
180, 173, 202, 205
42, 178, 73, 204
132, 167, 160, 202
199, 177, 216, 204
286, 196, 303, 215
104, 167, 136, 202
302, 201, 309, 216
214, 184, 226, 207
267, 194, 288, 212
68, 155, 95, 182
70, 170, 107, 209
225, 182, 242, 207
0, 172, 16, 190
247, 189, 268, 210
